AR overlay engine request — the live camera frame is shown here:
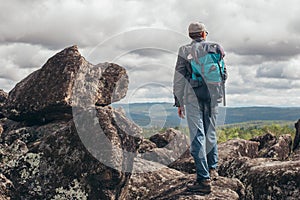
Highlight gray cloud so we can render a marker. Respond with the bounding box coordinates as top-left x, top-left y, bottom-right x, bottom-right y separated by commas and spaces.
231, 39, 300, 61
256, 65, 284, 79
1, 0, 300, 106
0, 43, 55, 69
256, 58, 300, 80
256, 79, 294, 90
0, 43, 55, 91
226, 85, 253, 95
0, 0, 129, 49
